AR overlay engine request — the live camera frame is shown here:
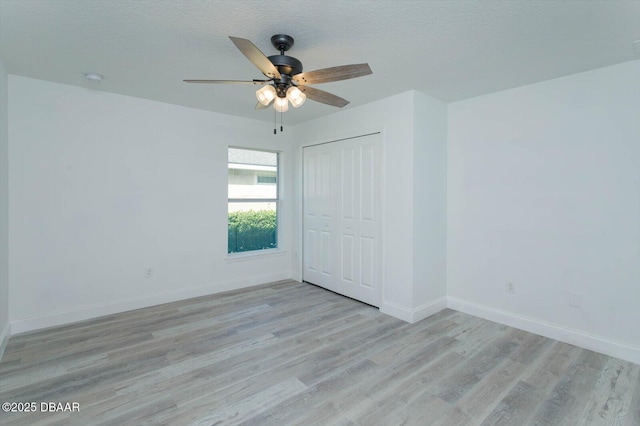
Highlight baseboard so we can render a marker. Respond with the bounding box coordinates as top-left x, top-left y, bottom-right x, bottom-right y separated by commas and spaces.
380, 301, 413, 322
447, 297, 640, 365
412, 297, 448, 323
0, 321, 10, 361
380, 297, 447, 323
10, 272, 292, 335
